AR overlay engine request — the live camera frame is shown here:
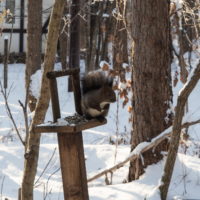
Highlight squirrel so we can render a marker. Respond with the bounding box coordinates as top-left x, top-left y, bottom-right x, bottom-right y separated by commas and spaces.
81, 70, 116, 119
